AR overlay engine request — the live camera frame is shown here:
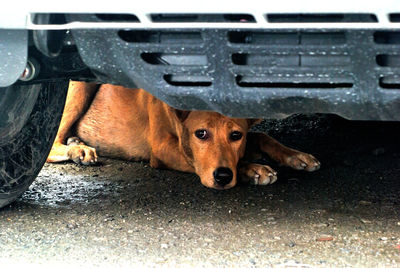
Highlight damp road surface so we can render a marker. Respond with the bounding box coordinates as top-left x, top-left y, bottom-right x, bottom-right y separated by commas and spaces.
0, 114, 399, 267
